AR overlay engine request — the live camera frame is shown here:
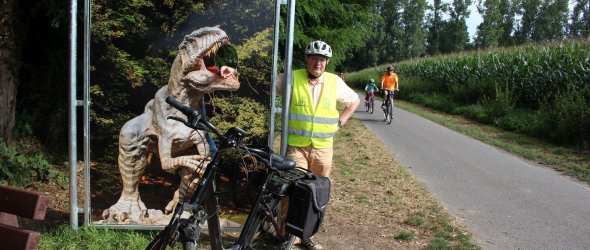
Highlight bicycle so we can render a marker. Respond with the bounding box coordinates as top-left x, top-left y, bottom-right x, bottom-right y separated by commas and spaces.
382, 89, 396, 124
365, 92, 375, 114
147, 96, 304, 250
